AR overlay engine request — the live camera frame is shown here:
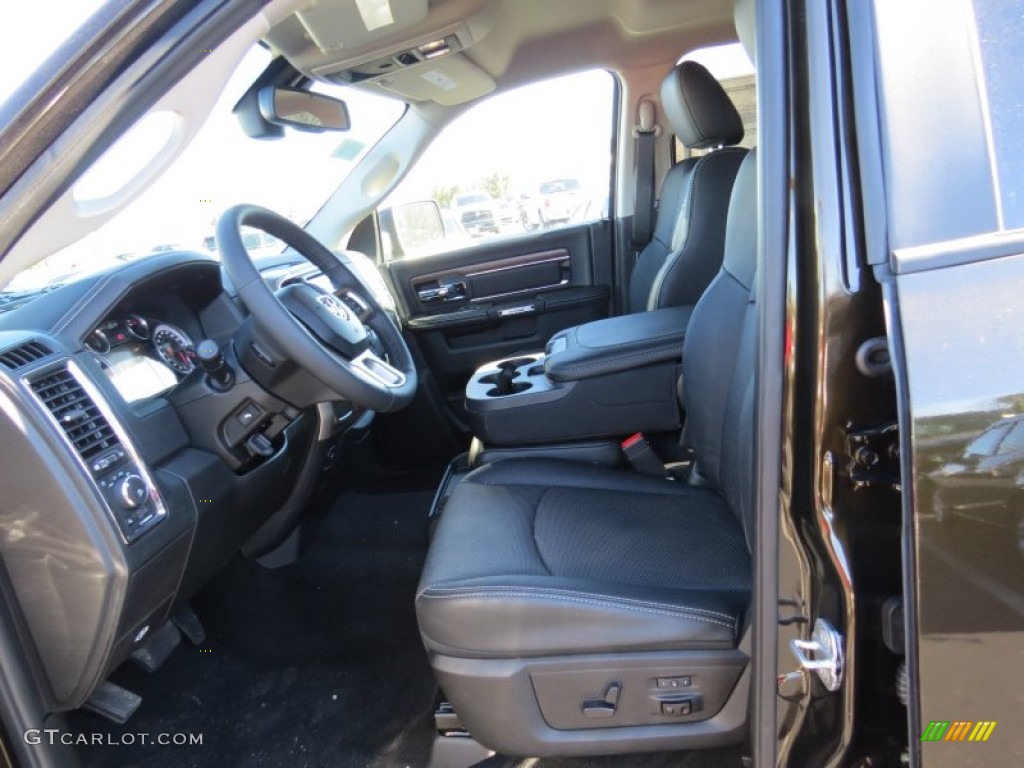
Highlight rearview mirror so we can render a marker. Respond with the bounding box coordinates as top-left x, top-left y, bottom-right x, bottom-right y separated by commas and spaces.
257, 87, 350, 133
